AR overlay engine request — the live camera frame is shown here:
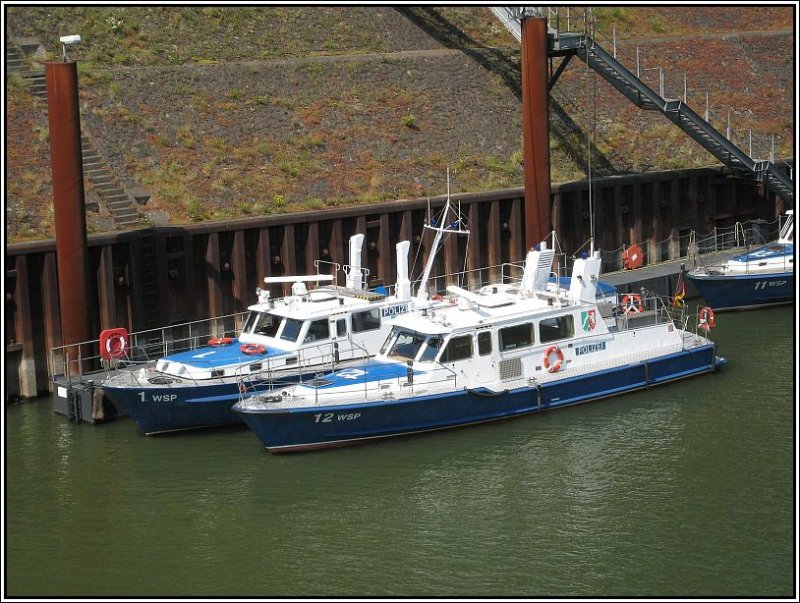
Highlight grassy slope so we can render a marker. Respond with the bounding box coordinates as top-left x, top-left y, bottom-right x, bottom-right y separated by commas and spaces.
5, 6, 794, 242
